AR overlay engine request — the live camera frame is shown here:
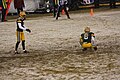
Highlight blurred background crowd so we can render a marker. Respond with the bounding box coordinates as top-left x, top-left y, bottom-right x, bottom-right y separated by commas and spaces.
0, 0, 120, 22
